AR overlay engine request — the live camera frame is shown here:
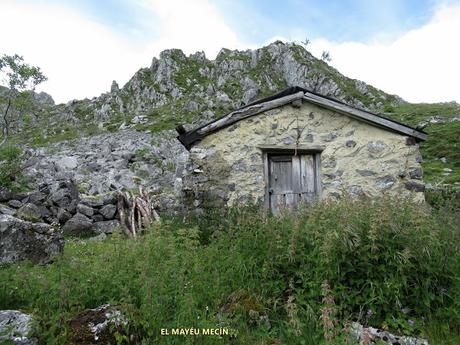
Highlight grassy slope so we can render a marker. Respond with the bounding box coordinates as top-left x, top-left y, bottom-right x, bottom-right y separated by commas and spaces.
385, 102, 460, 185
1, 198, 459, 344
